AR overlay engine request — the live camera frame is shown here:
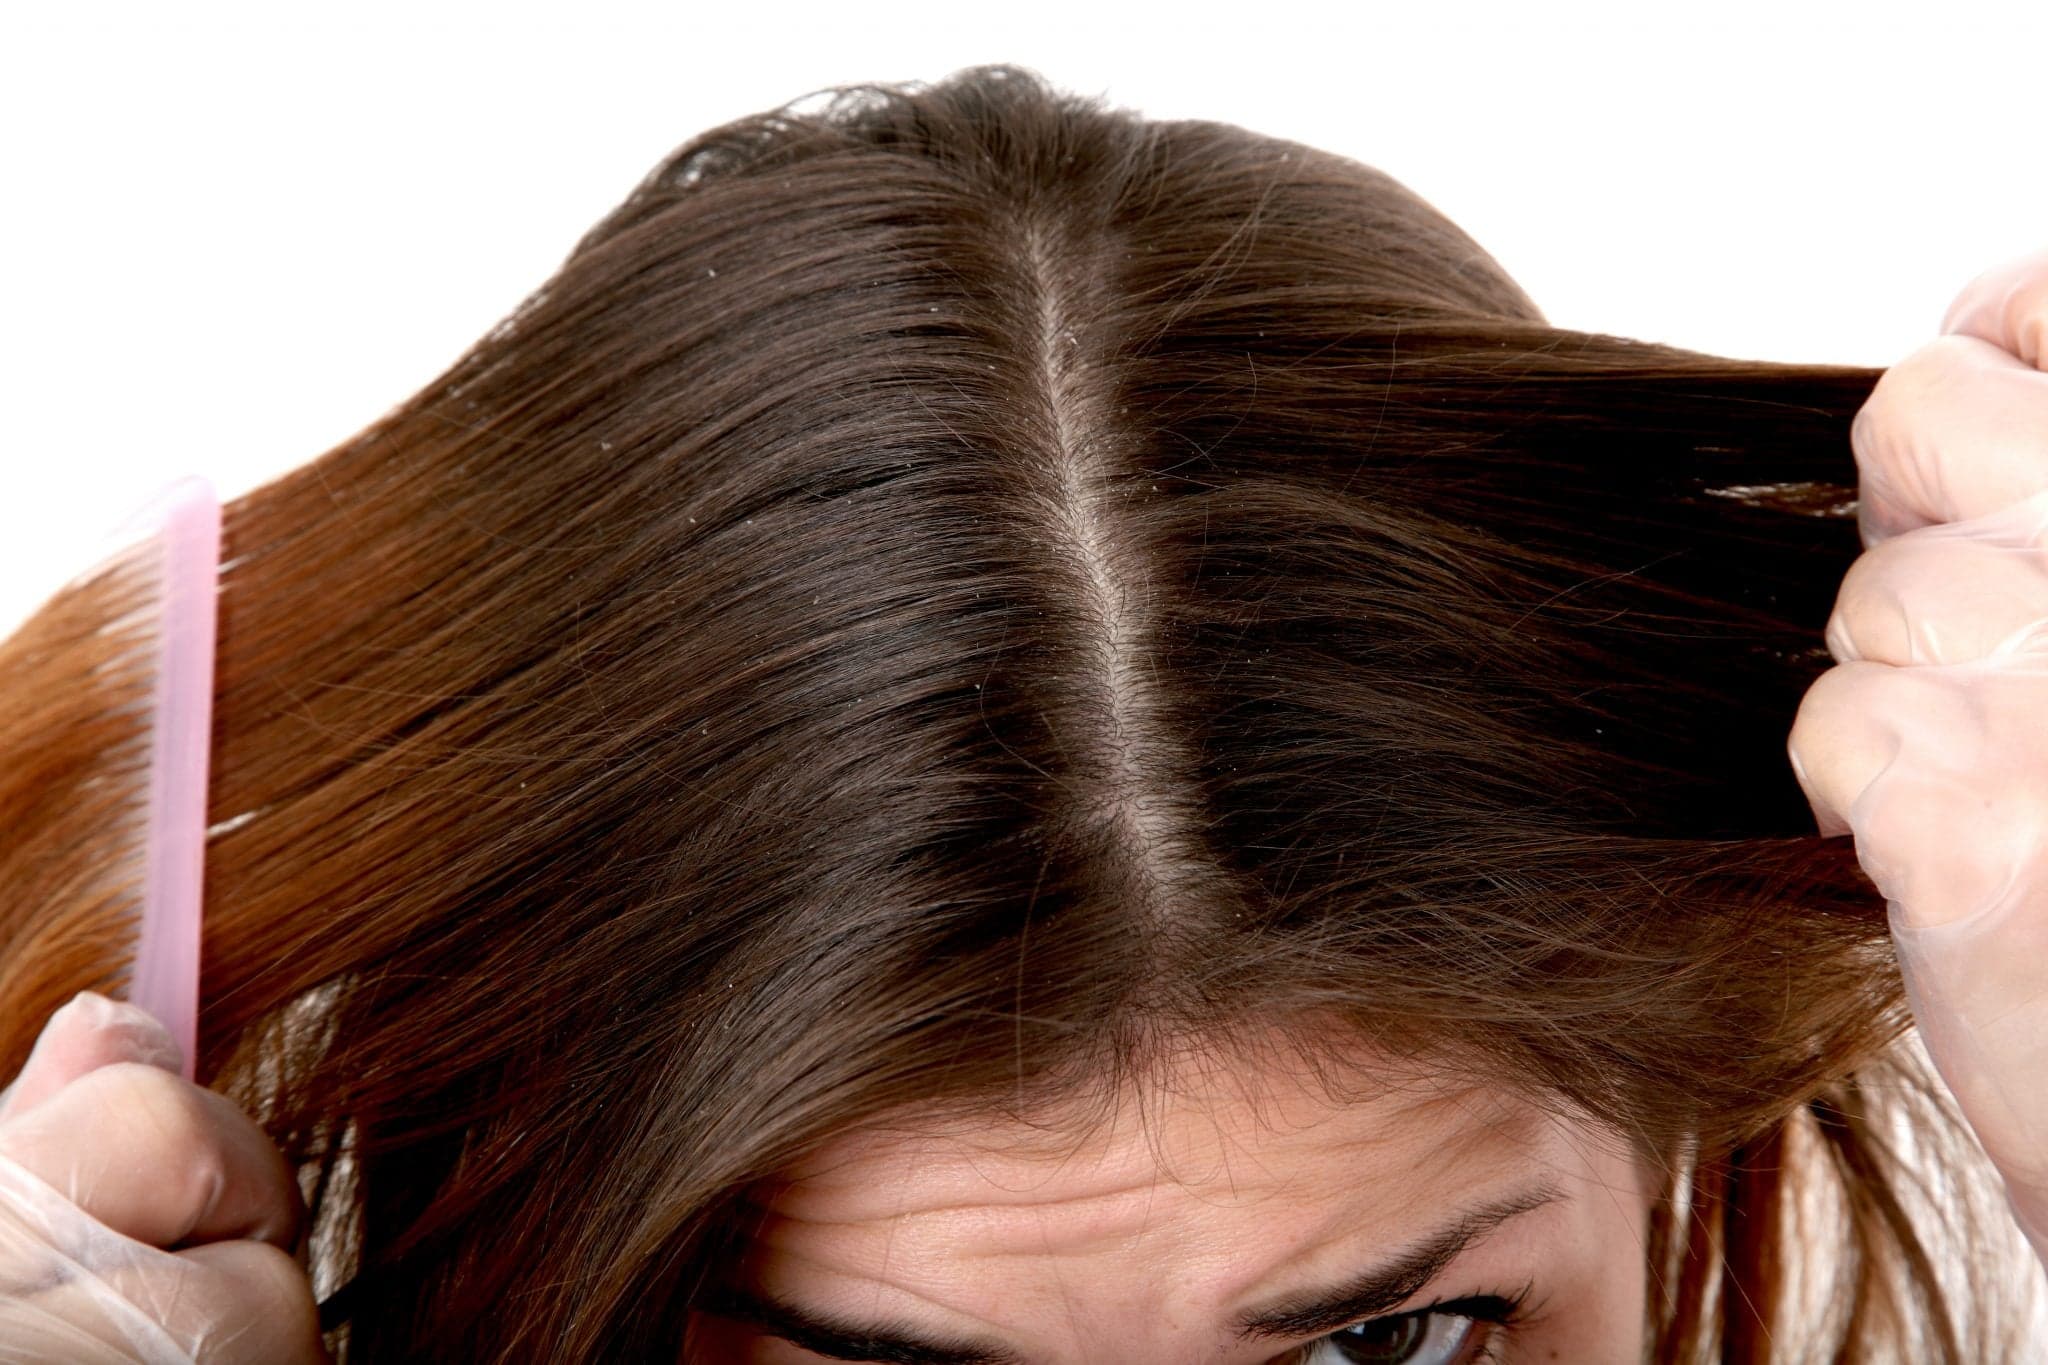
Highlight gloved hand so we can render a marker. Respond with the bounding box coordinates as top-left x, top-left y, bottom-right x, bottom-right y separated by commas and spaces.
0, 991, 327, 1363
1789, 245, 2048, 1269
